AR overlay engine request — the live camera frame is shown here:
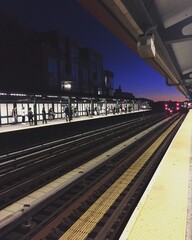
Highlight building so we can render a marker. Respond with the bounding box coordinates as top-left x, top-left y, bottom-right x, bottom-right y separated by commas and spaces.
39, 31, 80, 93
0, 12, 115, 97
0, 12, 42, 93
114, 86, 135, 99
79, 48, 104, 95
103, 70, 114, 96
